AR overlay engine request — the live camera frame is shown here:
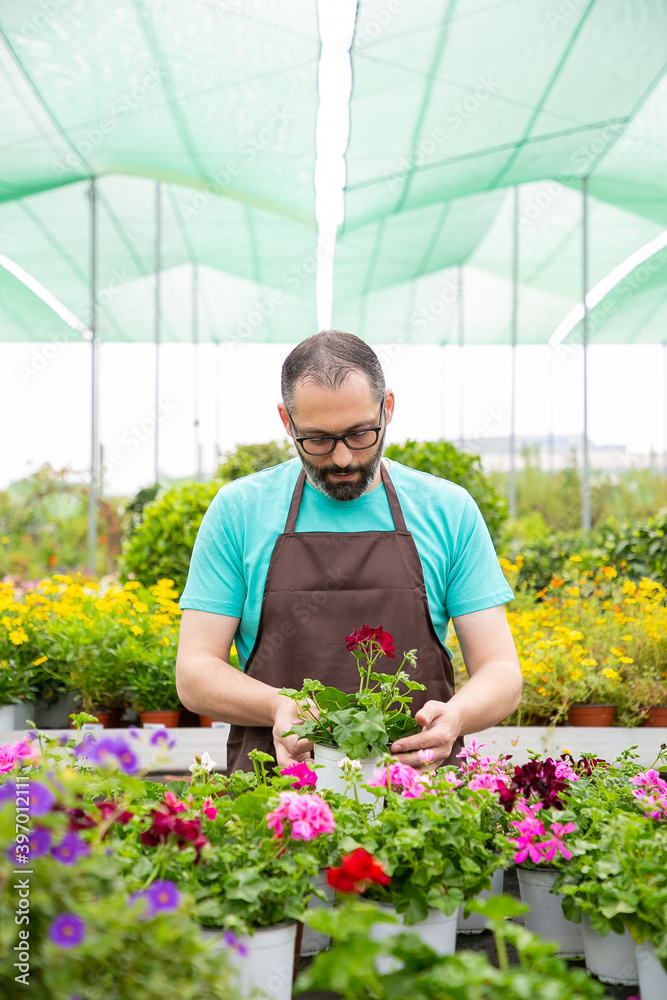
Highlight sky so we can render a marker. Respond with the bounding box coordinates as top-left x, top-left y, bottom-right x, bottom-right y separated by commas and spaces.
2, 339, 665, 497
